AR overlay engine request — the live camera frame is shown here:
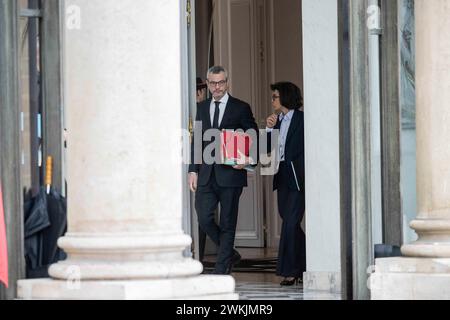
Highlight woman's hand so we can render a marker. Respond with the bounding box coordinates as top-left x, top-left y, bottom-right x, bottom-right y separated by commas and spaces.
266, 114, 278, 129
